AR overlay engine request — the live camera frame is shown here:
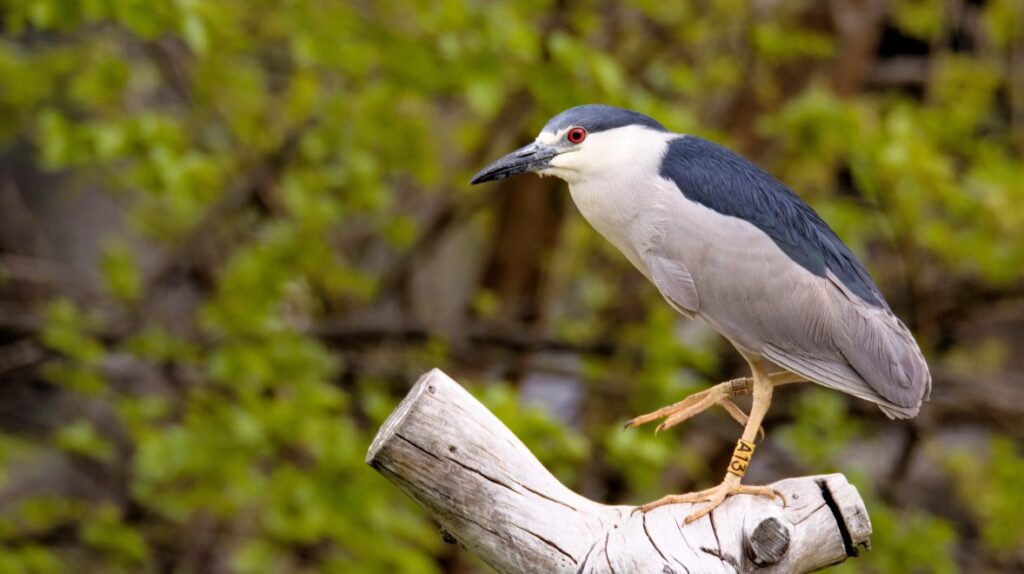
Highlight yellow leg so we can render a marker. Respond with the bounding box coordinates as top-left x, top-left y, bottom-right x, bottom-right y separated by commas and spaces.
625, 370, 801, 436
634, 359, 788, 524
